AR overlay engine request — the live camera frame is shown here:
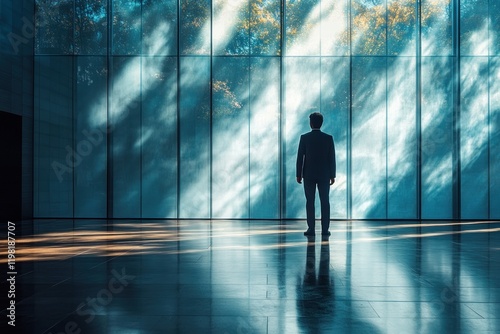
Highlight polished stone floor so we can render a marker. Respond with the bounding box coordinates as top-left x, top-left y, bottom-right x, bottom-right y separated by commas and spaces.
1, 219, 500, 333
